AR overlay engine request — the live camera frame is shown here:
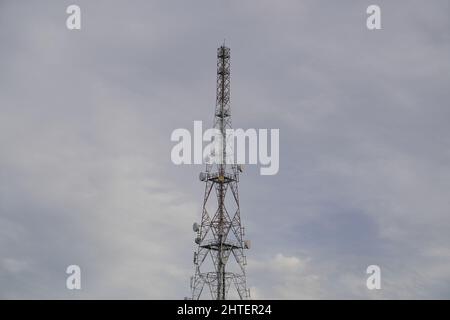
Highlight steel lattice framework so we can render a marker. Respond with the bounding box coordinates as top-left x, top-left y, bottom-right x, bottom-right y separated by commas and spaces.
190, 45, 250, 300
